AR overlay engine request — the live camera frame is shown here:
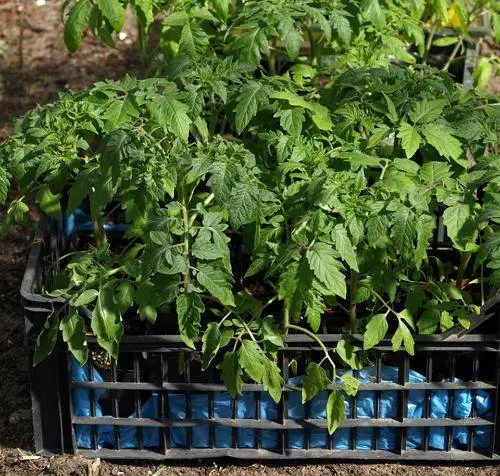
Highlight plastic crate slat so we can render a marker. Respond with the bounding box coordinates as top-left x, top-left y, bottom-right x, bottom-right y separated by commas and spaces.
72, 416, 495, 429
70, 381, 497, 391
